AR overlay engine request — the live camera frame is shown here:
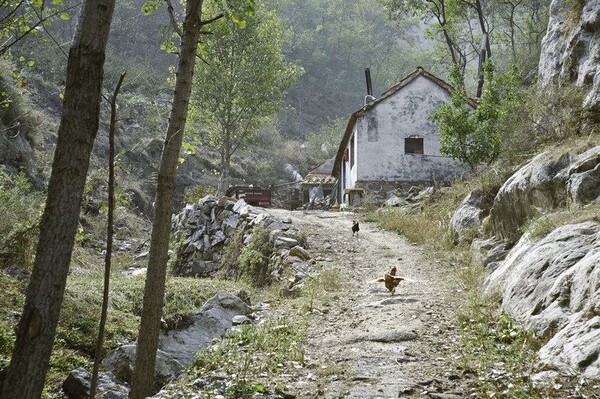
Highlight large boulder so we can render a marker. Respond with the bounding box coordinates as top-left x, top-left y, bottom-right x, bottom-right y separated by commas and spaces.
565, 146, 600, 206
538, 0, 600, 110
91, 291, 251, 396
62, 368, 129, 399
449, 189, 484, 243
485, 221, 600, 378
489, 151, 573, 241
102, 345, 182, 390
159, 290, 251, 366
